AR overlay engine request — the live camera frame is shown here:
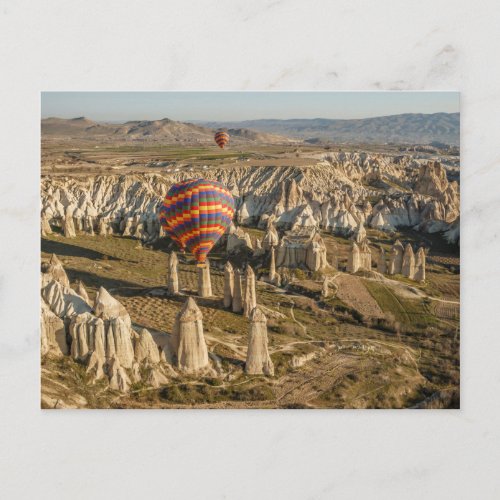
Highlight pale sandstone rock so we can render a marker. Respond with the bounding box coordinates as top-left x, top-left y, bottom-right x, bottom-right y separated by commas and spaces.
359, 241, 372, 270
69, 312, 106, 362
134, 328, 161, 364
94, 286, 131, 328
377, 247, 387, 274
41, 300, 68, 356
62, 213, 76, 238
347, 242, 361, 273
174, 297, 209, 372
42, 280, 92, 318
105, 317, 135, 369
243, 265, 257, 318
232, 269, 243, 313
414, 247, 426, 282
45, 254, 70, 288
402, 244, 416, 279
353, 221, 367, 243
269, 246, 277, 283
197, 258, 212, 297
388, 240, 404, 275
223, 261, 234, 308
321, 277, 329, 298
75, 281, 90, 305
108, 355, 131, 393
167, 251, 179, 294
41, 212, 52, 236
245, 307, 274, 376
